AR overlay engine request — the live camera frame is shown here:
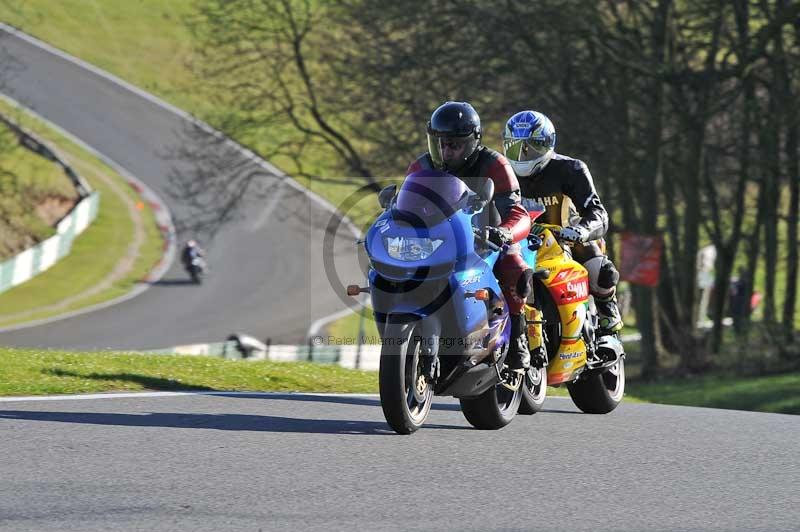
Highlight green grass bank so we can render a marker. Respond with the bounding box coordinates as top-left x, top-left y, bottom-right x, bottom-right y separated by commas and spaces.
0, 347, 377, 395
